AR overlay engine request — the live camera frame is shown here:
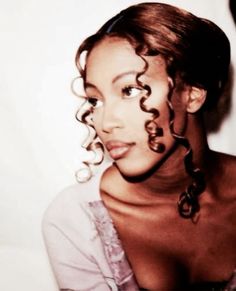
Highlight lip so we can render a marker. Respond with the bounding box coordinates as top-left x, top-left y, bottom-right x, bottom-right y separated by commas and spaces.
105, 140, 135, 160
